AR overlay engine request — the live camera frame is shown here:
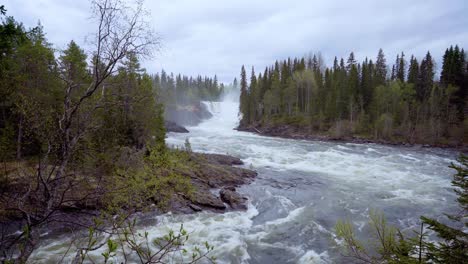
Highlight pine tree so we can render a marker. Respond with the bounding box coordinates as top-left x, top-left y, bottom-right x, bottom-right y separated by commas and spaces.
361, 58, 373, 109
249, 67, 257, 122
397, 52, 405, 82
417, 52, 434, 101
375, 48, 387, 87
441, 47, 452, 86
333, 56, 339, 72
391, 64, 396, 81
407, 55, 419, 85
239, 65, 250, 125
258, 67, 268, 101
346, 52, 357, 73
